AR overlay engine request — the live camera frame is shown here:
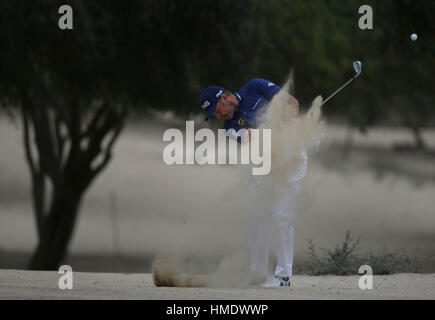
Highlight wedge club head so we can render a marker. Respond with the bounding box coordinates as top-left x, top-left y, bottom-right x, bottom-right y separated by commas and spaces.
353, 60, 362, 77
318, 60, 363, 108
